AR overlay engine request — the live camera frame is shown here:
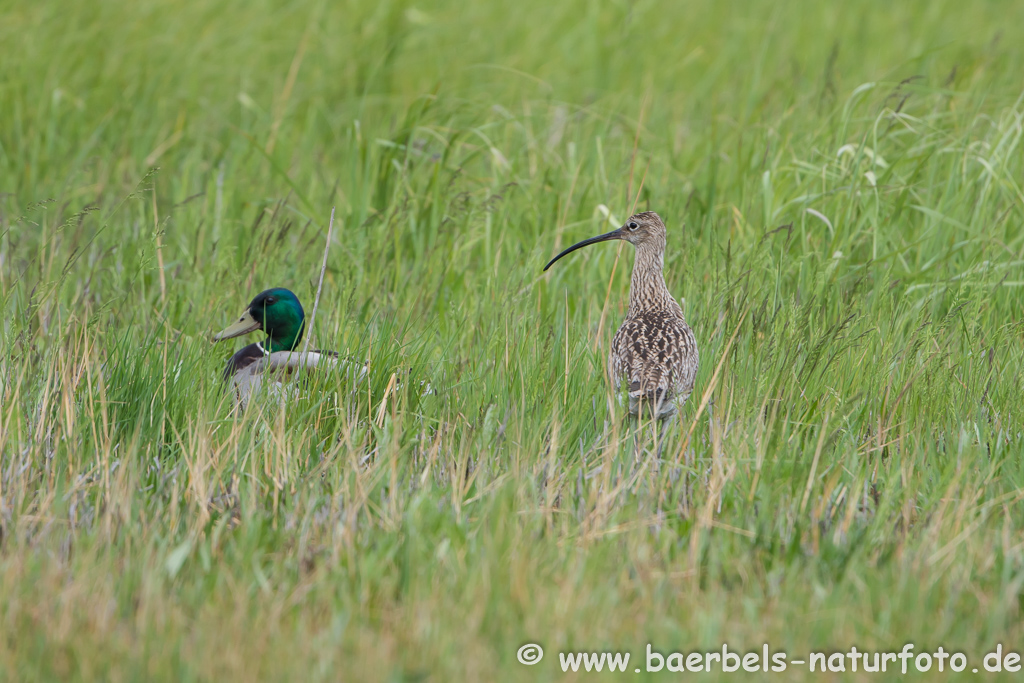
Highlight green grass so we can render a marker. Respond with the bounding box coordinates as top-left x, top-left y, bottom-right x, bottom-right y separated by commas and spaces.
2, 0, 1024, 679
